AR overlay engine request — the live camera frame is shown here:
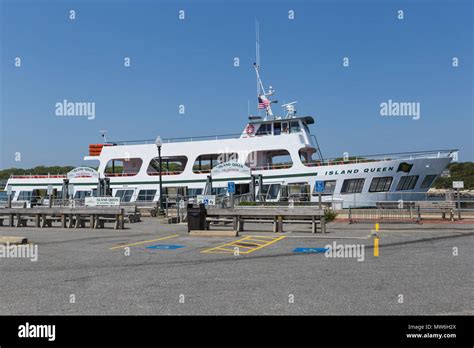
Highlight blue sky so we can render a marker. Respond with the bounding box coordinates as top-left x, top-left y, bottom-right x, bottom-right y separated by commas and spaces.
1, 0, 472, 168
